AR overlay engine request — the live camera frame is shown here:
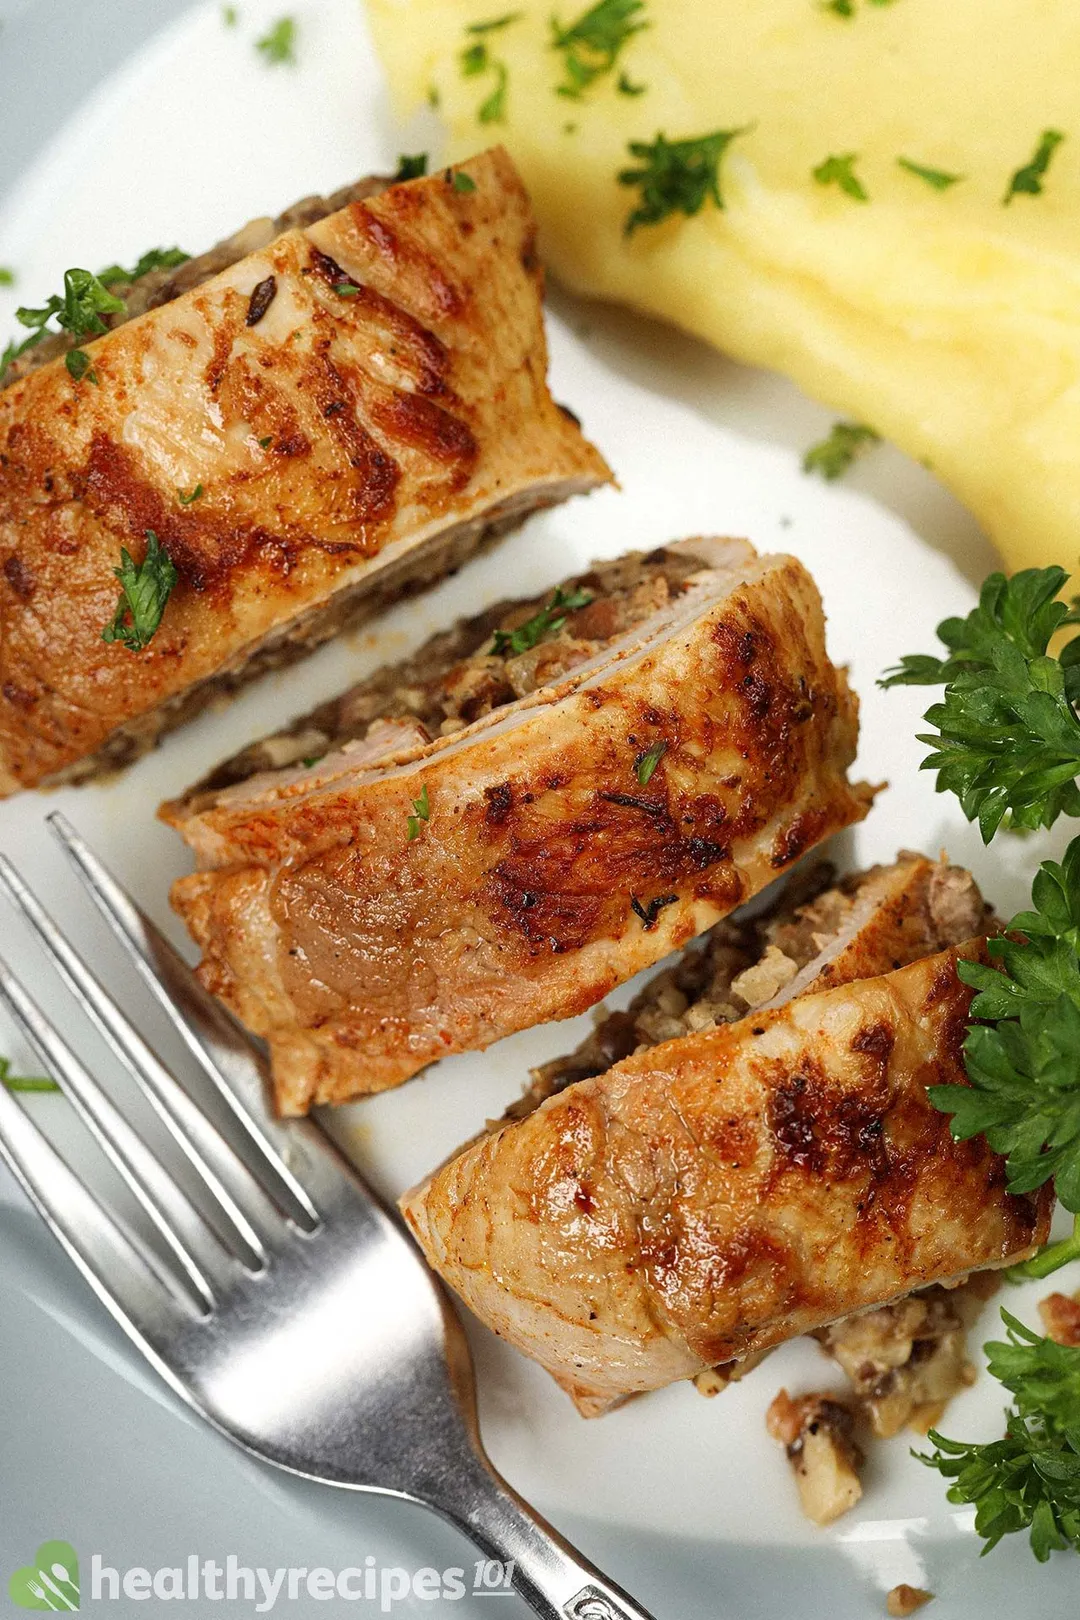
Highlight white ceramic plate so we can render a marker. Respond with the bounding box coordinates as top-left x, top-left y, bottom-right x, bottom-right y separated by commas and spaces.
0, 4, 1075, 1616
